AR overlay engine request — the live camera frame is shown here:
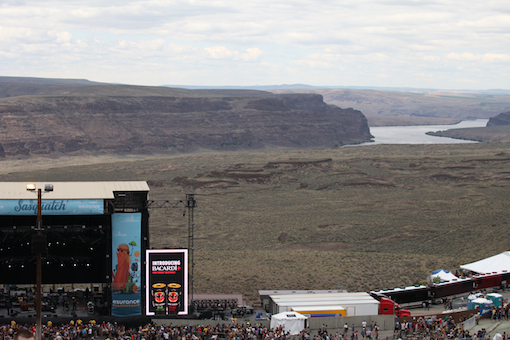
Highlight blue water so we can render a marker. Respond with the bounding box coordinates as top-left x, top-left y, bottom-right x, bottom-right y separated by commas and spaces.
360, 119, 488, 145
